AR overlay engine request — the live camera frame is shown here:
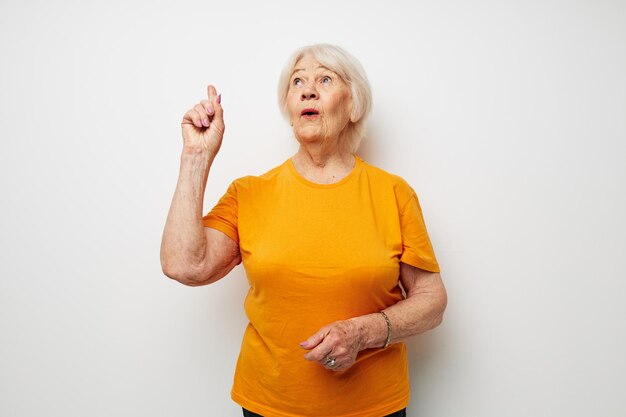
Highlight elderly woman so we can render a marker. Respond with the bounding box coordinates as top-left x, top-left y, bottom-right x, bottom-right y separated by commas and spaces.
161, 44, 447, 417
